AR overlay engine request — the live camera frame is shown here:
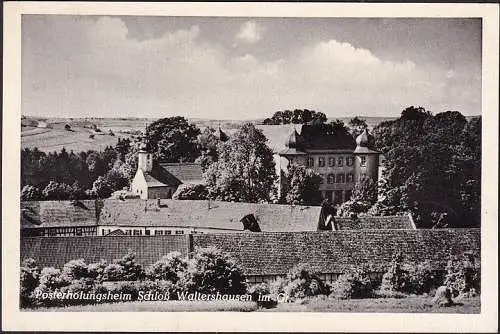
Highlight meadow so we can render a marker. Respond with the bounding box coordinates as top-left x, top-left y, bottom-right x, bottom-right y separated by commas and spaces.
30, 296, 480, 313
